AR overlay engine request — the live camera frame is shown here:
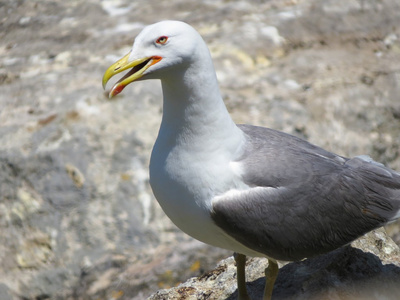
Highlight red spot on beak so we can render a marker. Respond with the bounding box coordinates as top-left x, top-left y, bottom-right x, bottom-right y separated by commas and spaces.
114, 85, 124, 95
110, 84, 125, 98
